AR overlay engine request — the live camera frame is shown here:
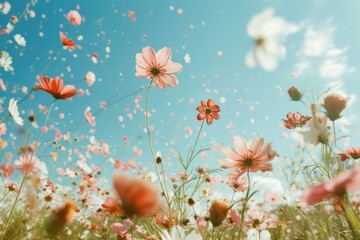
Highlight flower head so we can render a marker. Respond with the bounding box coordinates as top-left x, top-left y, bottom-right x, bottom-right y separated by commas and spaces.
113, 174, 160, 218
209, 200, 229, 227
295, 115, 328, 146
0, 51, 14, 71
196, 99, 221, 125
102, 198, 123, 216
46, 201, 80, 235
59, 32, 80, 51
283, 112, 311, 129
8, 98, 23, 126
66, 10, 82, 26
15, 154, 40, 173
245, 8, 297, 71
220, 136, 277, 174
135, 46, 183, 89
301, 167, 360, 205
0, 163, 14, 178
322, 93, 349, 121
35, 75, 77, 100
226, 170, 248, 192
338, 147, 360, 161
